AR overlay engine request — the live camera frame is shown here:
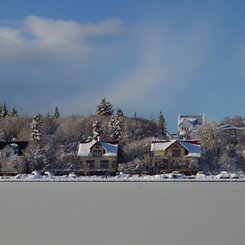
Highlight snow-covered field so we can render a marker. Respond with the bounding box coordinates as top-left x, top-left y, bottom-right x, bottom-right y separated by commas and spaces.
0, 182, 244, 245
